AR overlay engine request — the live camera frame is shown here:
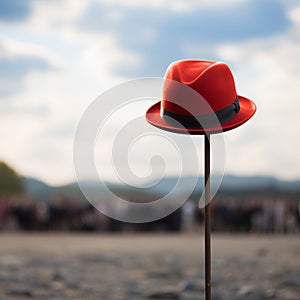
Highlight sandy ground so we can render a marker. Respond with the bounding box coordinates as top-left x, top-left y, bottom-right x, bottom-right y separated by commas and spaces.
0, 233, 299, 299
0, 233, 299, 267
